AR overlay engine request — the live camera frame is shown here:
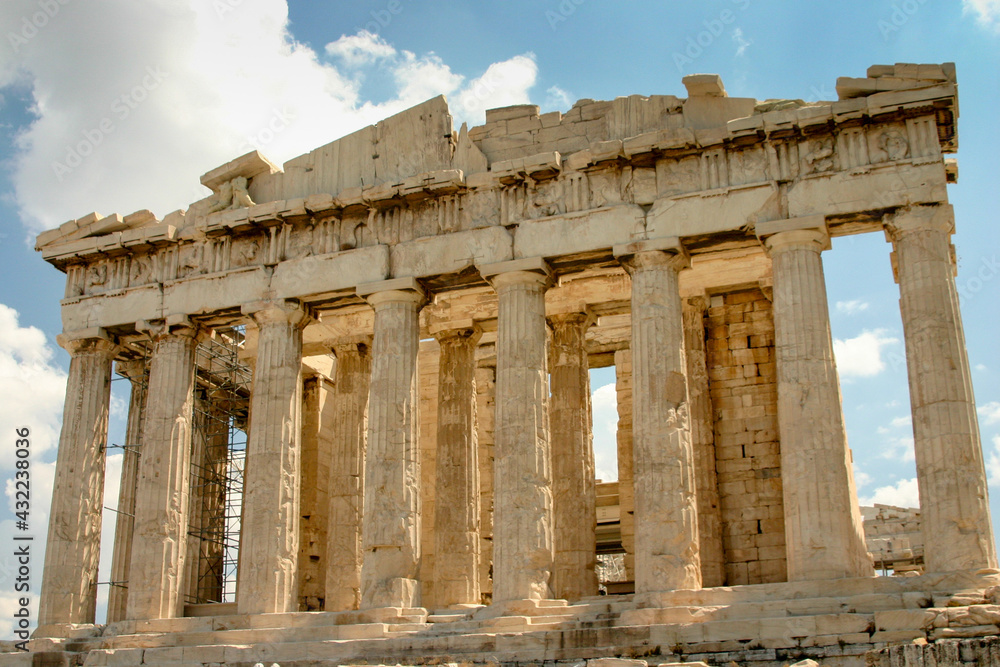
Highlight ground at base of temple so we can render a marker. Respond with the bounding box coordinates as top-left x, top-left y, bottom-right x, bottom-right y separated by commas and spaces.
5, 570, 1000, 667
